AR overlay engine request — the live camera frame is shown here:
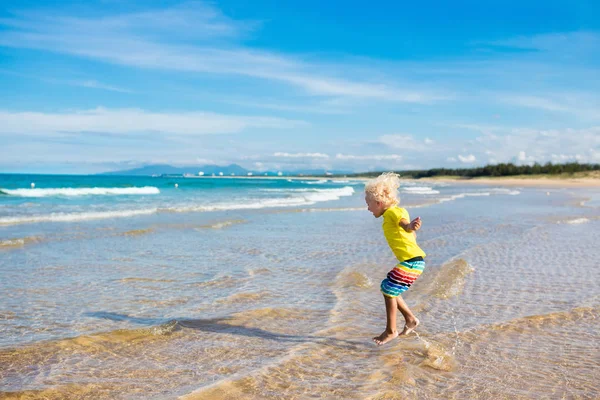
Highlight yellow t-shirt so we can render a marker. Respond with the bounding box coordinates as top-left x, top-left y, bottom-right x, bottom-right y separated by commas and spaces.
382, 206, 426, 262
